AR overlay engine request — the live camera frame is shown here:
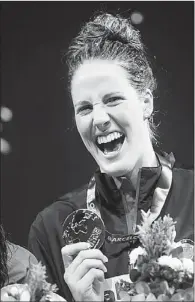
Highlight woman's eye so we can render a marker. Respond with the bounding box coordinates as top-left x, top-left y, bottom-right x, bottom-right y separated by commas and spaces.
105, 96, 123, 105
77, 105, 92, 115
